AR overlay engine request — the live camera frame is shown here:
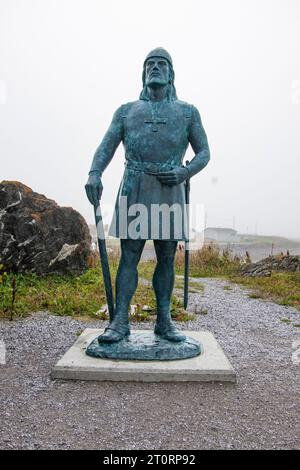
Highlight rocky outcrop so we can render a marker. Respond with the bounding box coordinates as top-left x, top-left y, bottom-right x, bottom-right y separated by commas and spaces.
240, 255, 300, 277
0, 181, 91, 275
